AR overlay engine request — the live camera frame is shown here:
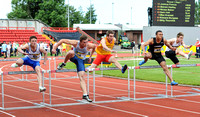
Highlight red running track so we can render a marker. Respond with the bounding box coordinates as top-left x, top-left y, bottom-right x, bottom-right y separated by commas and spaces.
0, 57, 199, 117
